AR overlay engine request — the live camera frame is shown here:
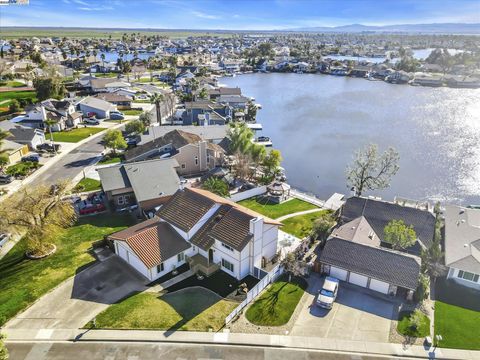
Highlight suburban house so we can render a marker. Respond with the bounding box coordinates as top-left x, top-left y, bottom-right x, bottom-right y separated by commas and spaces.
139, 125, 228, 145
444, 205, 480, 289
94, 93, 133, 108
183, 101, 231, 125
78, 96, 117, 119
97, 158, 181, 215
0, 139, 29, 165
108, 187, 282, 282
124, 129, 225, 176
87, 78, 130, 93
316, 197, 435, 299
207, 87, 242, 100
7, 126, 45, 150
